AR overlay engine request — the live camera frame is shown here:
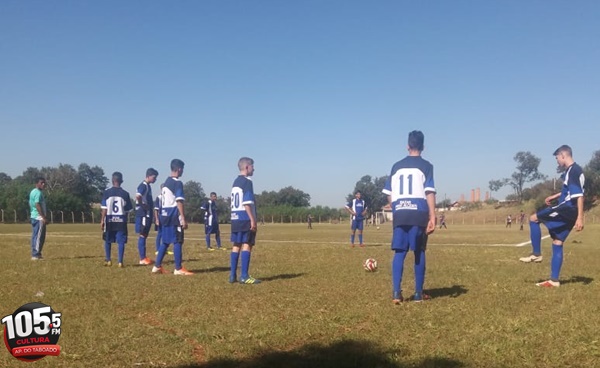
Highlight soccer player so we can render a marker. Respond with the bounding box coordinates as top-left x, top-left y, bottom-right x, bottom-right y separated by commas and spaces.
135, 168, 158, 265
439, 213, 447, 229
29, 177, 47, 261
519, 145, 585, 288
201, 192, 224, 251
345, 191, 368, 247
152, 159, 193, 275
230, 157, 260, 284
100, 172, 134, 267
382, 130, 436, 303
153, 183, 165, 254
307, 214, 313, 229
519, 210, 526, 231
